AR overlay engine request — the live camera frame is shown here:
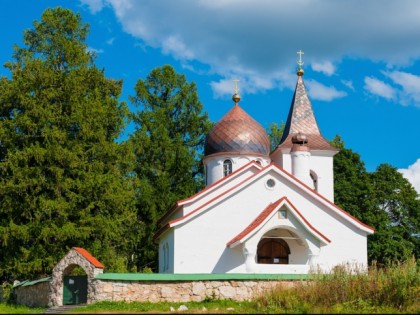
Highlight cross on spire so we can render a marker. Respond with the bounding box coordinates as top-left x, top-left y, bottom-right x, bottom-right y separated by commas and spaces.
232, 79, 241, 104
233, 79, 240, 94
297, 49, 304, 68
